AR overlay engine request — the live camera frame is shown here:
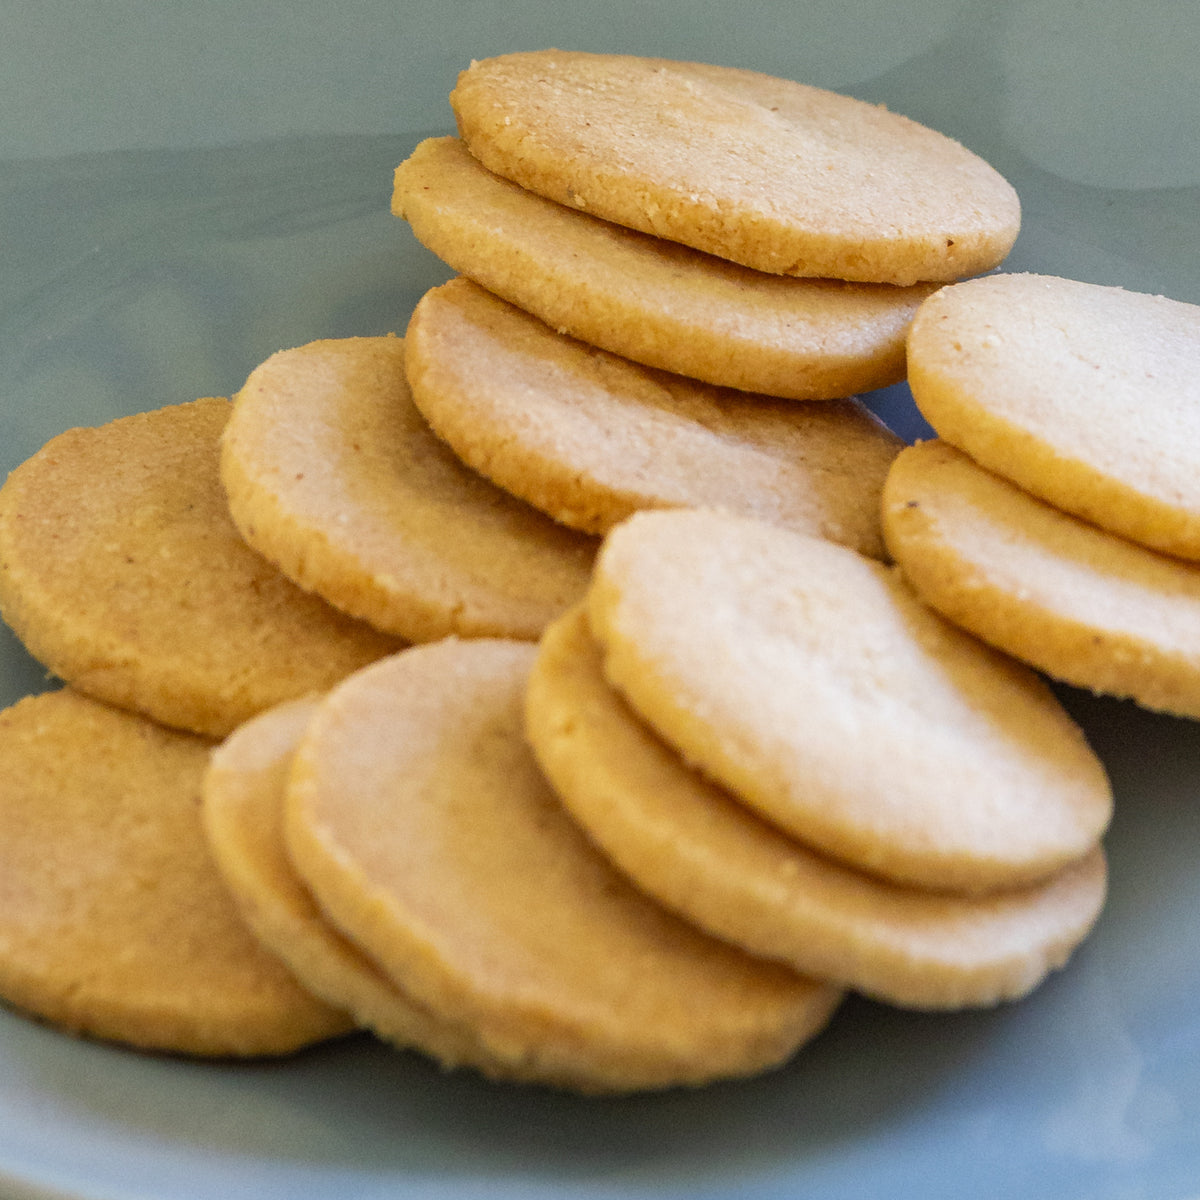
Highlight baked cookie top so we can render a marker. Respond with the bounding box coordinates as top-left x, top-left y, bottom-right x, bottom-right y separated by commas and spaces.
220, 336, 596, 643
392, 136, 934, 399
906, 273, 1200, 559
450, 51, 1020, 284
526, 605, 1108, 1010
202, 693, 512, 1078
0, 688, 348, 1056
404, 277, 901, 550
0, 397, 399, 738
285, 638, 840, 1093
587, 509, 1112, 894
883, 438, 1200, 720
